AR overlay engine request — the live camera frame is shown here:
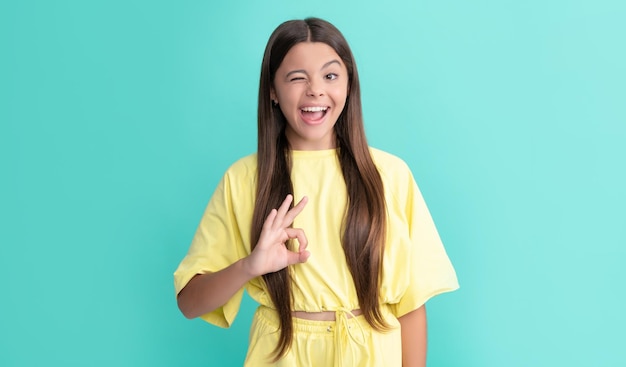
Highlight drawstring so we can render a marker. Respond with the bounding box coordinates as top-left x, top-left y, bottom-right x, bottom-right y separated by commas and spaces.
336, 307, 366, 344
333, 307, 366, 366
